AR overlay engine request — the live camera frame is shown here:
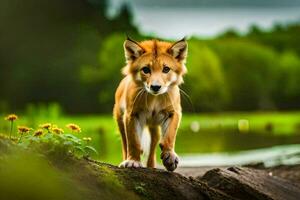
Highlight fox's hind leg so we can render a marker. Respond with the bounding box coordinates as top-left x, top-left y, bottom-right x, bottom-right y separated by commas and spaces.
147, 126, 160, 168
